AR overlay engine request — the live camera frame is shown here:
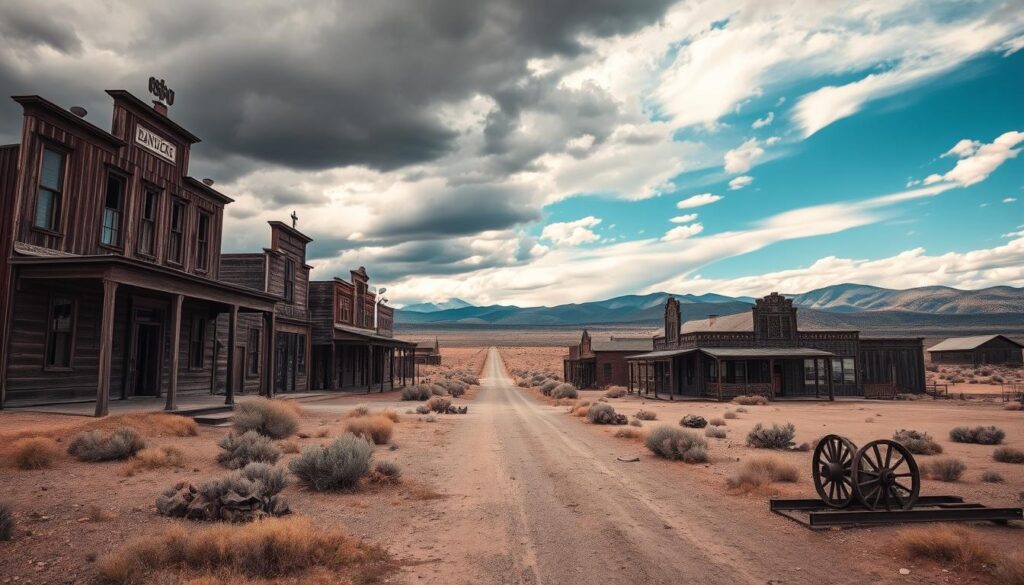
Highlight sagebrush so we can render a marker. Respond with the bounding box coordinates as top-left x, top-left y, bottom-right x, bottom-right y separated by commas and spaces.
892, 429, 943, 455
232, 399, 300, 439
745, 423, 796, 449
645, 426, 708, 463
68, 428, 145, 461
993, 446, 1024, 464
217, 431, 282, 469
922, 458, 966, 482
289, 434, 373, 491
948, 425, 1004, 445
